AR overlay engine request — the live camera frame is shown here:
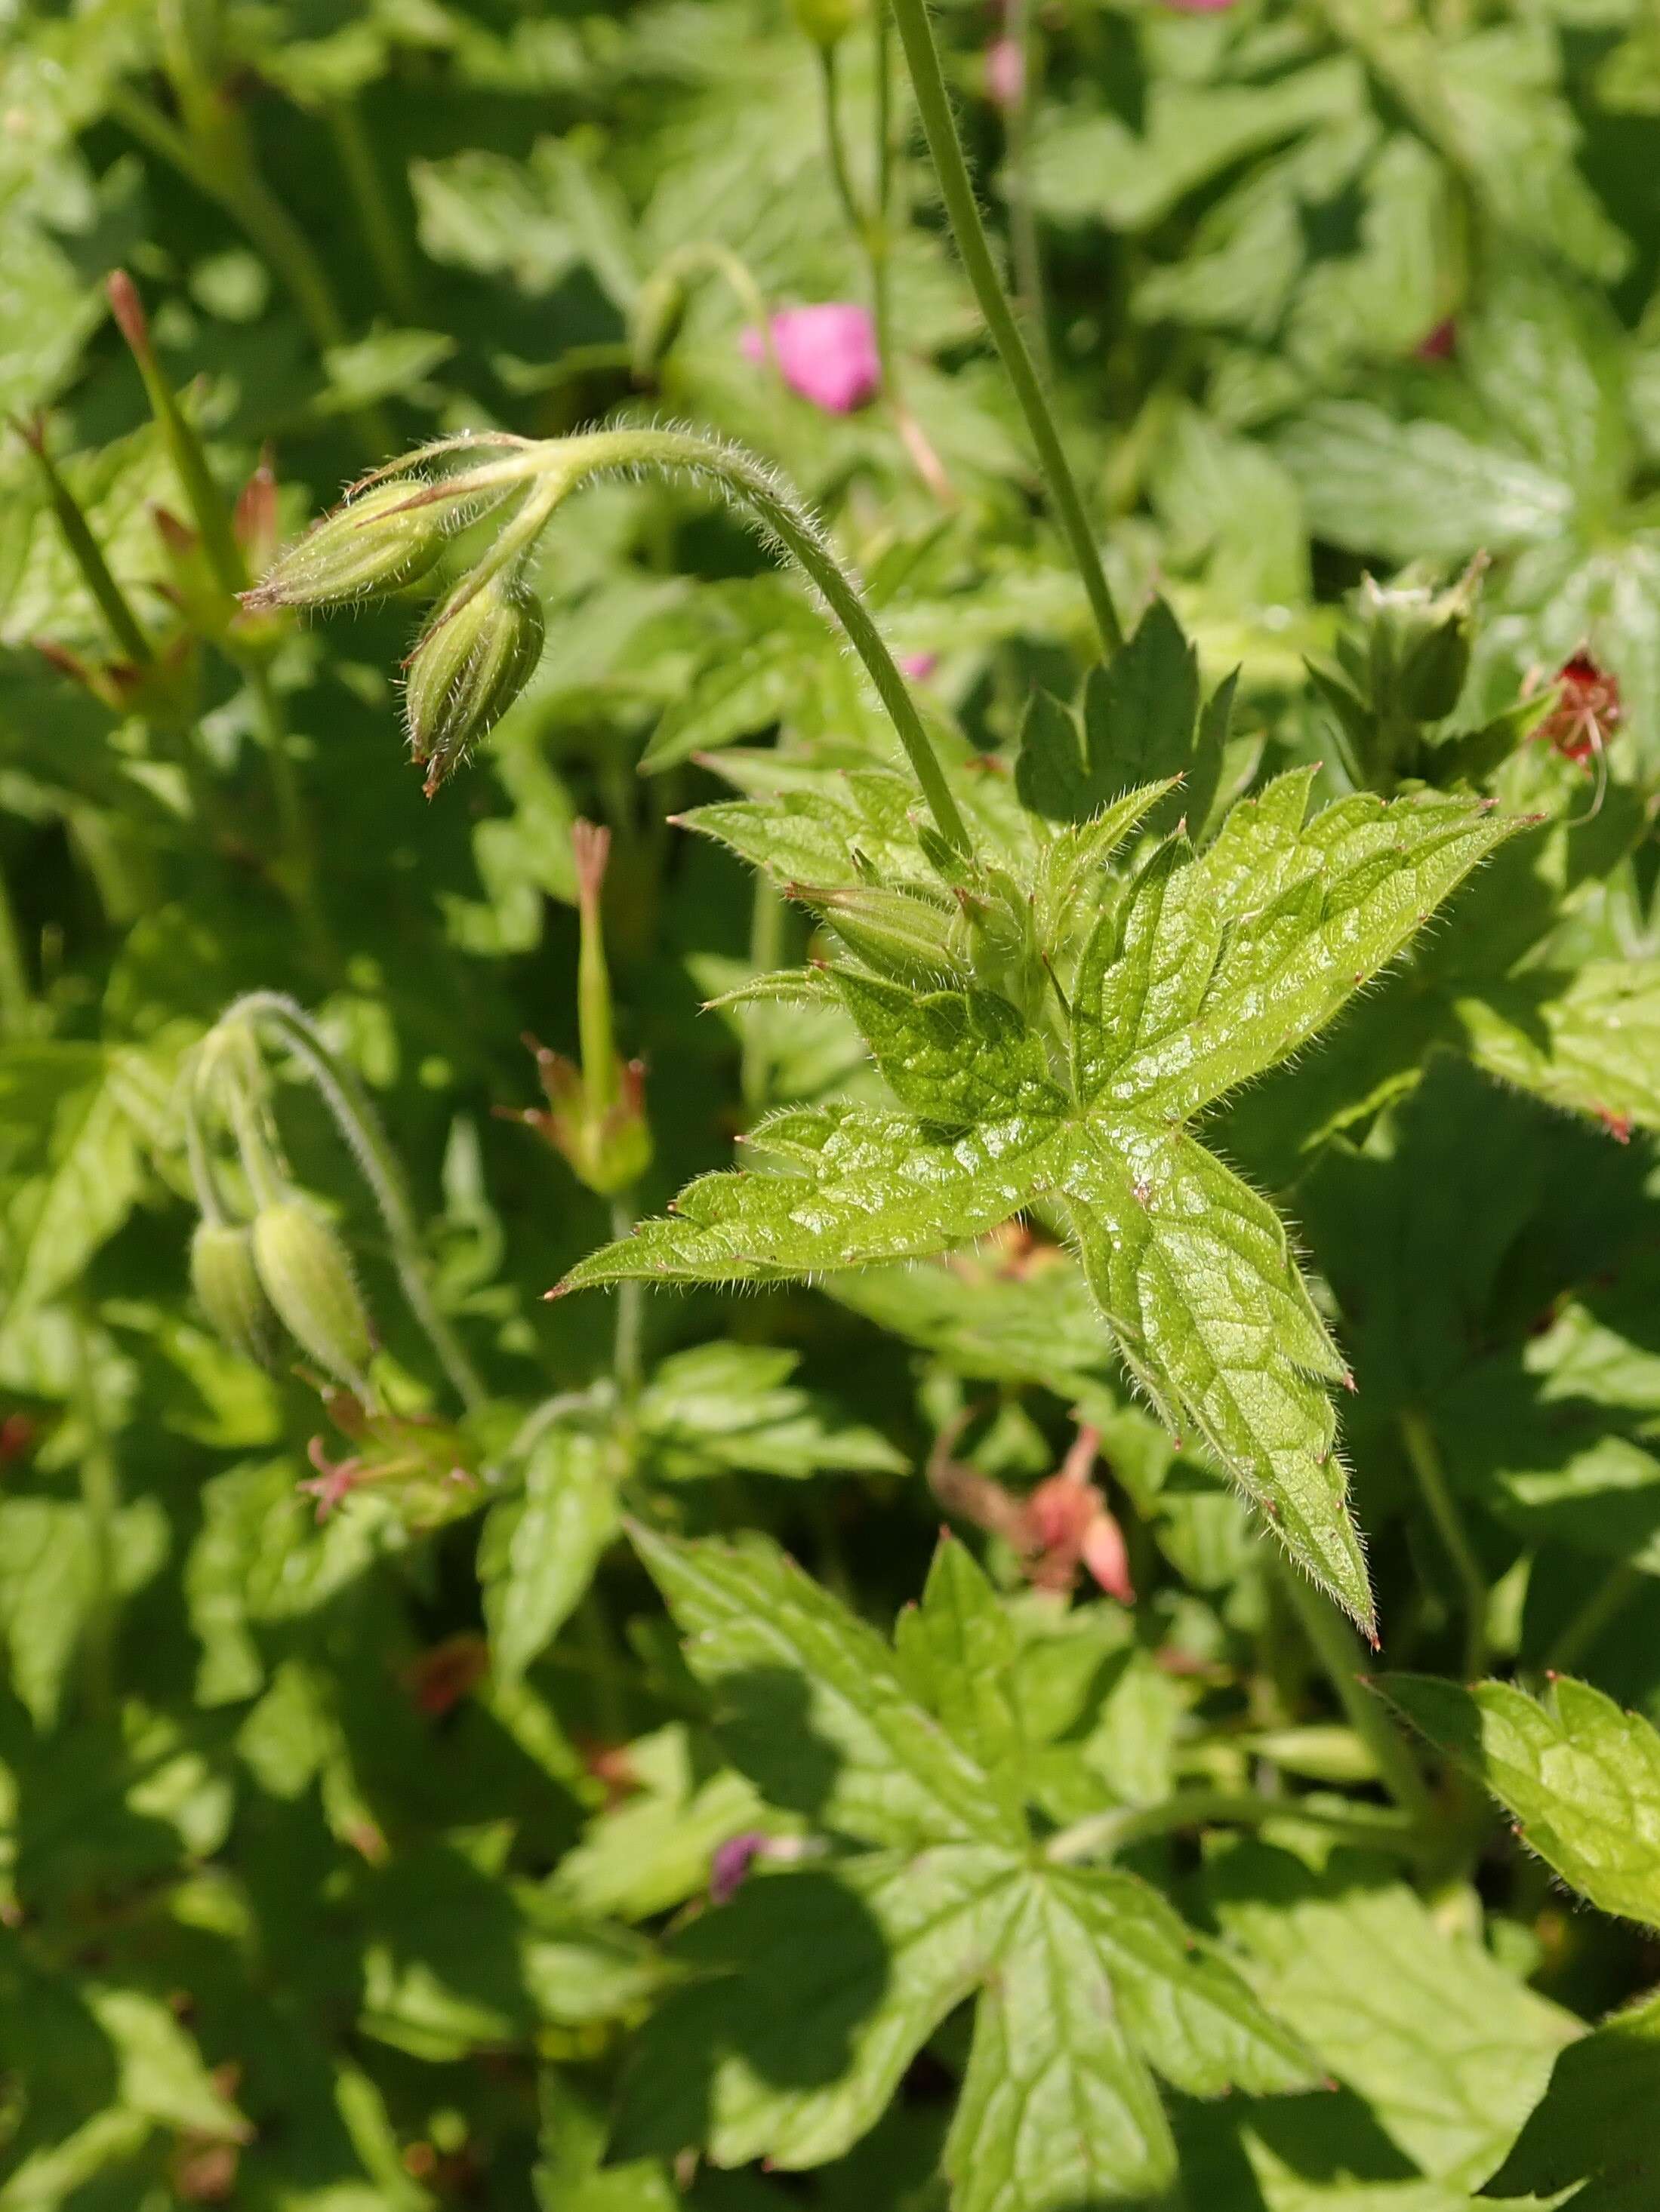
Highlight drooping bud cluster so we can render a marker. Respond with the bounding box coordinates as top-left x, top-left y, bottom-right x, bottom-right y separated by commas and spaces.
186, 1017, 377, 1394
500, 821, 653, 1198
